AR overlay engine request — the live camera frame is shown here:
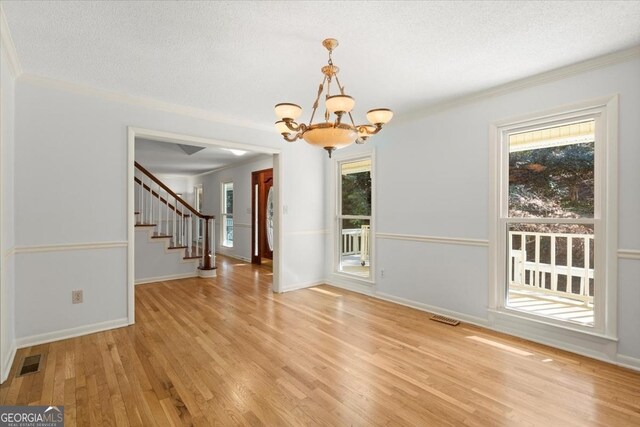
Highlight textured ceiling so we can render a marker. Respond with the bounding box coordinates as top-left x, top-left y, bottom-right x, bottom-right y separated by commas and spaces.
3, 1, 640, 129
135, 138, 267, 176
